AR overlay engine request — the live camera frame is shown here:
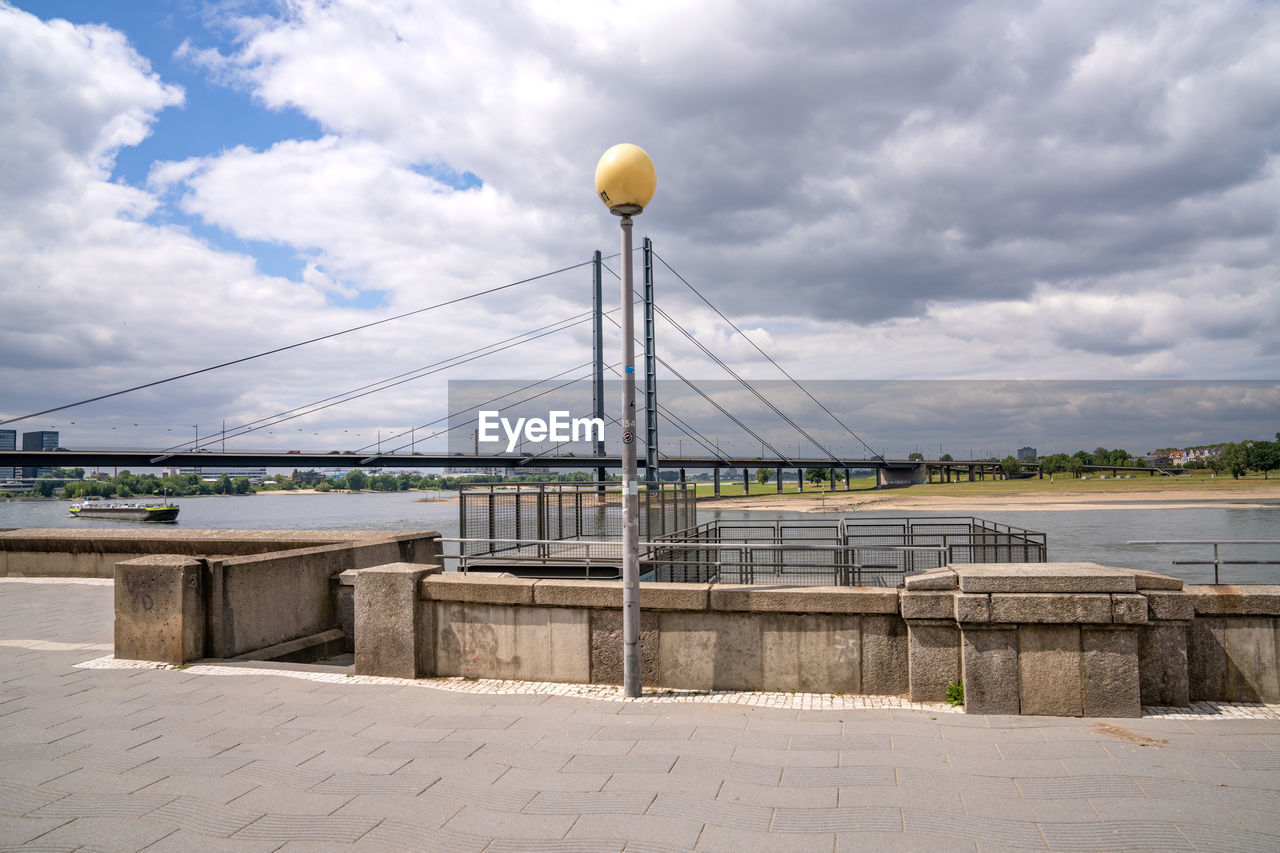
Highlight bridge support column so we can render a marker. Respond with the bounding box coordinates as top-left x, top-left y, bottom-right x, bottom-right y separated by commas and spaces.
679, 468, 686, 483
969, 467, 975, 482
798, 469, 804, 492
742, 467, 749, 495
828, 467, 835, 489
713, 468, 720, 497
776, 468, 782, 492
